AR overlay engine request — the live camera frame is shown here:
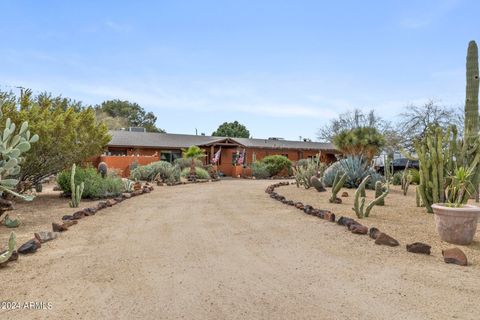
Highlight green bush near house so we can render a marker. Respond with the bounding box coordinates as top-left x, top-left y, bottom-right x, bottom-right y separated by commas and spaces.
180, 167, 210, 180
251, 161, 270, 179
57, 166, 123, 199
174, 158, 204, 171
261, 155, 292, 176
130, 161, 180, 182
